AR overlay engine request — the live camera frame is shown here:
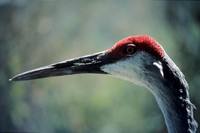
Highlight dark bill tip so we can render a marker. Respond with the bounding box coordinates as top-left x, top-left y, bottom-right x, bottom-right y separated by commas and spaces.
9, 66, 57, 81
